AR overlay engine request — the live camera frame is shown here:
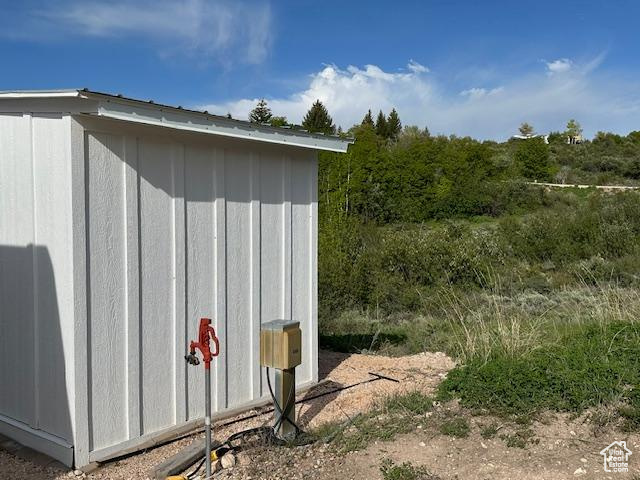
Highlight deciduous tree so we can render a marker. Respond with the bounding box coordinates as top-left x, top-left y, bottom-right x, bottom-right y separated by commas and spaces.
519, 122, 534, 137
